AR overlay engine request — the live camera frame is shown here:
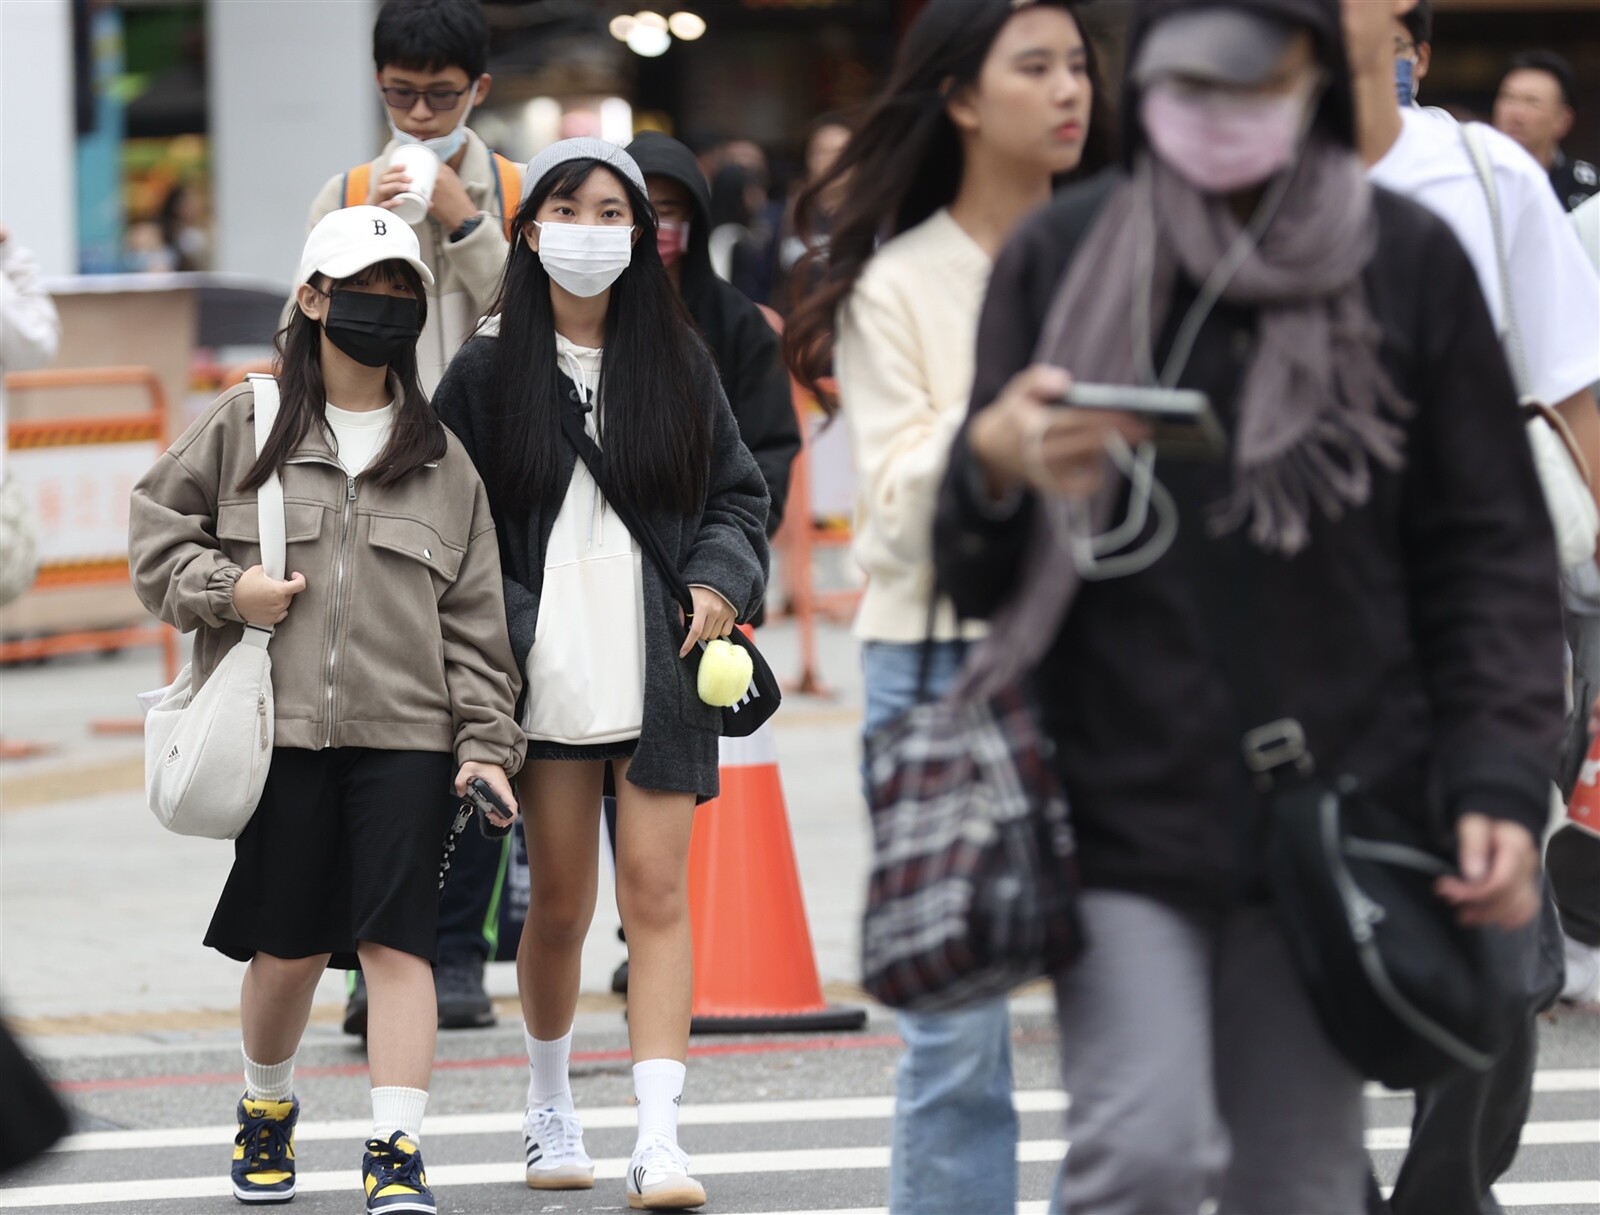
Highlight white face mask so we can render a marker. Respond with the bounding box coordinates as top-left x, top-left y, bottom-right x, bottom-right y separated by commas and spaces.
531, 222, 634, 297
389, 94, 475, 162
